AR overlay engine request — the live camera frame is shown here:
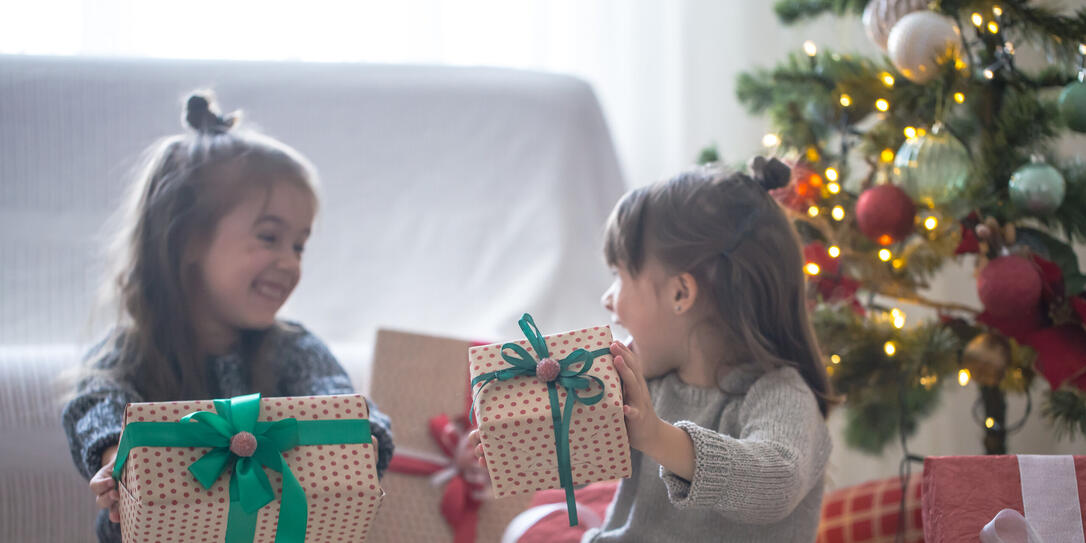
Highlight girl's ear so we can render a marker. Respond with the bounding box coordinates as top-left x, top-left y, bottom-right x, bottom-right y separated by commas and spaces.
672, 272, 699, 314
